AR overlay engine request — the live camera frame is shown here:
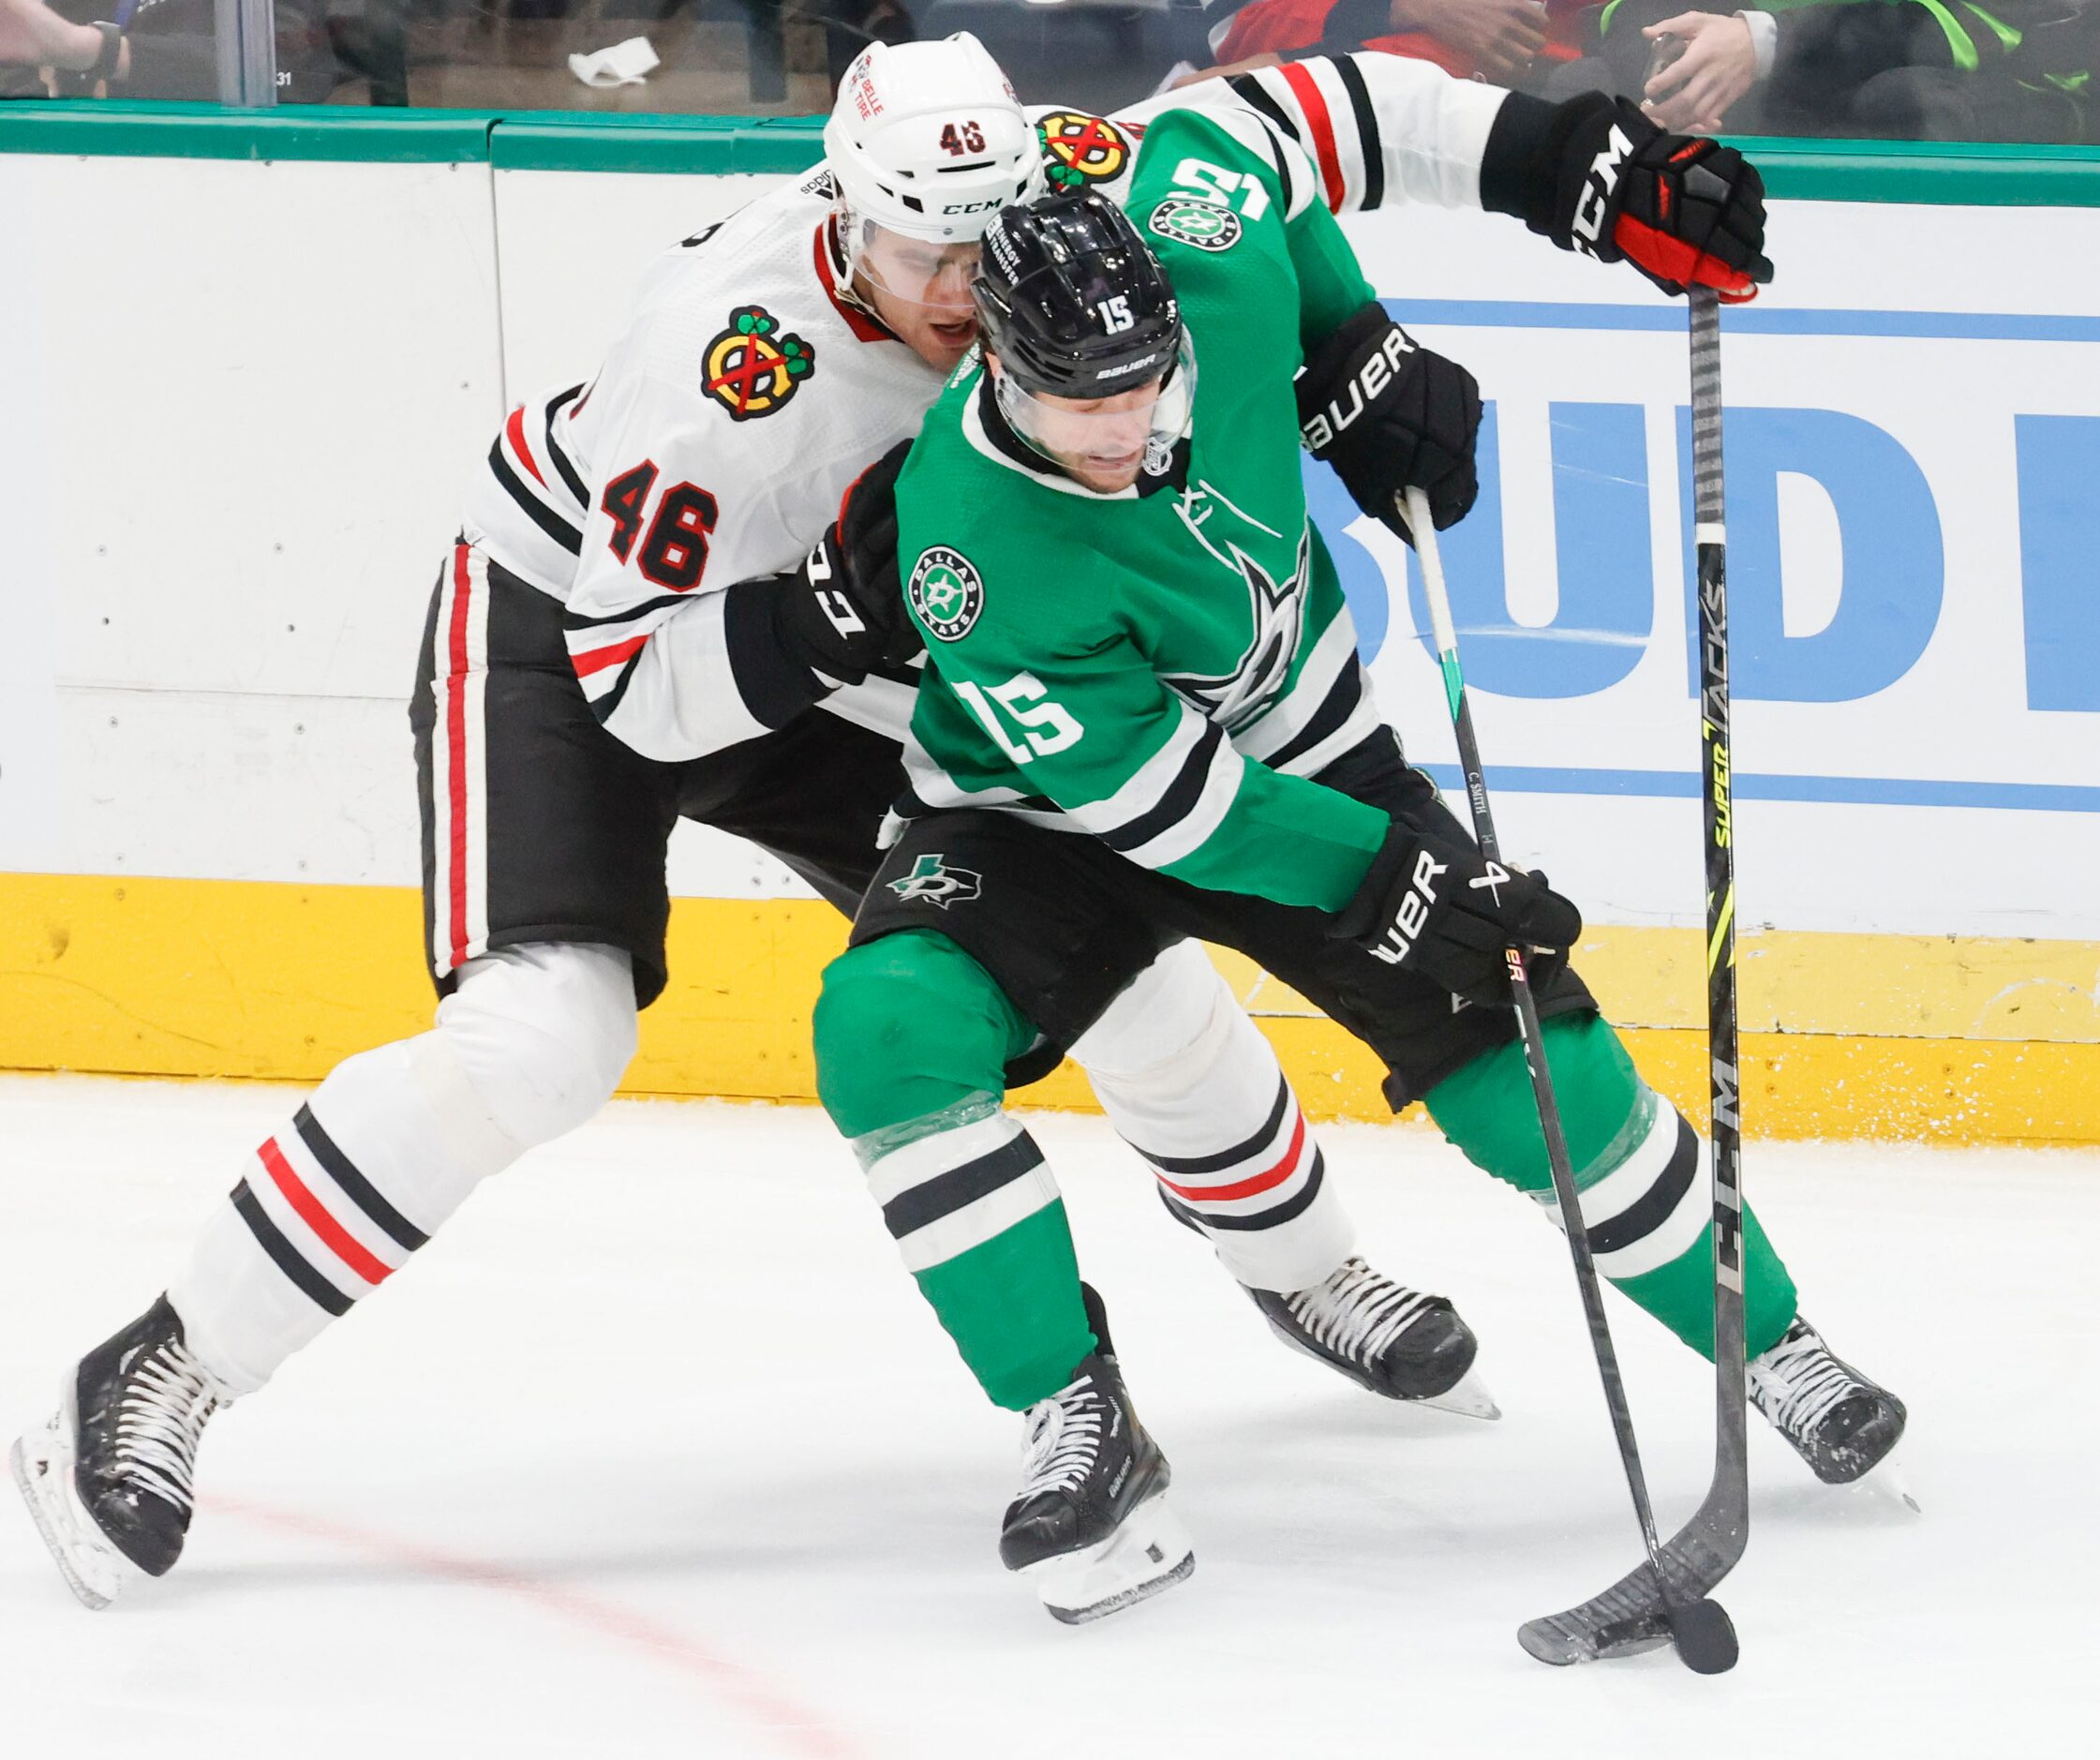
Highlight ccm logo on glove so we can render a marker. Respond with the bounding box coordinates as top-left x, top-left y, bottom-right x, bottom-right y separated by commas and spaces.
1571, 125, 1631, 255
